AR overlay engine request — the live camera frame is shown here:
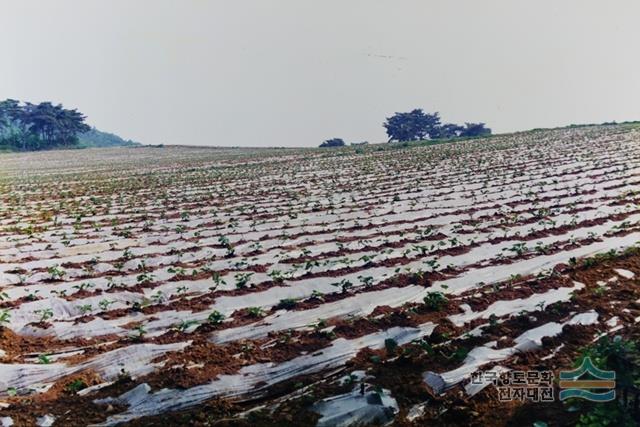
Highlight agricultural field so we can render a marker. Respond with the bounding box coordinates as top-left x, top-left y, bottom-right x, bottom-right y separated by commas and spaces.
1, 125, 640, 426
